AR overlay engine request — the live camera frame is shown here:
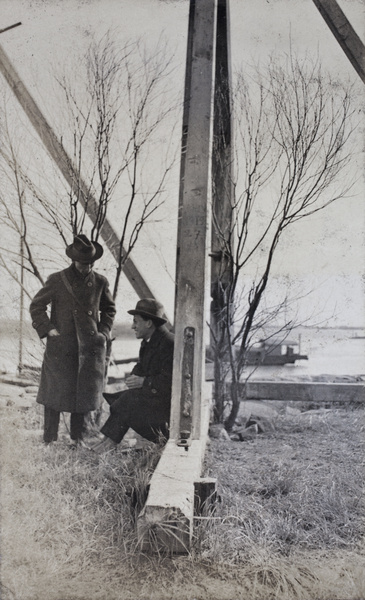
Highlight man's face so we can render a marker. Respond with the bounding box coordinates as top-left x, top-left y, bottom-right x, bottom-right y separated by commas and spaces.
132, 315, 152, 340
74, 261, 93, 275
